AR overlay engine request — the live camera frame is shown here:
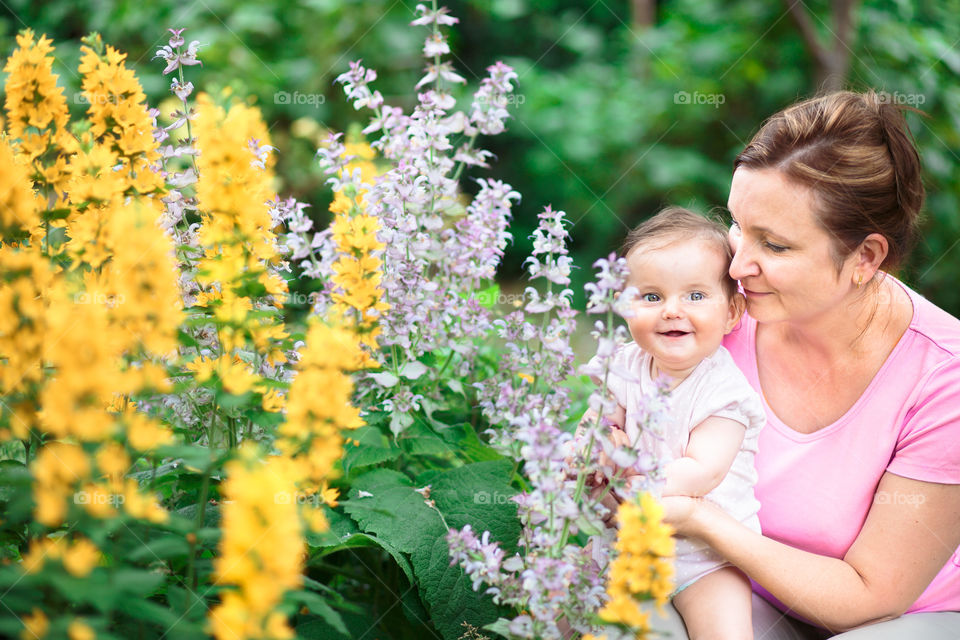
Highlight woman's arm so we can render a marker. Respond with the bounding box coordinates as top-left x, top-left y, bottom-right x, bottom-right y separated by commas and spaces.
665, 472, 960, 632
662, 416, 745, 498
